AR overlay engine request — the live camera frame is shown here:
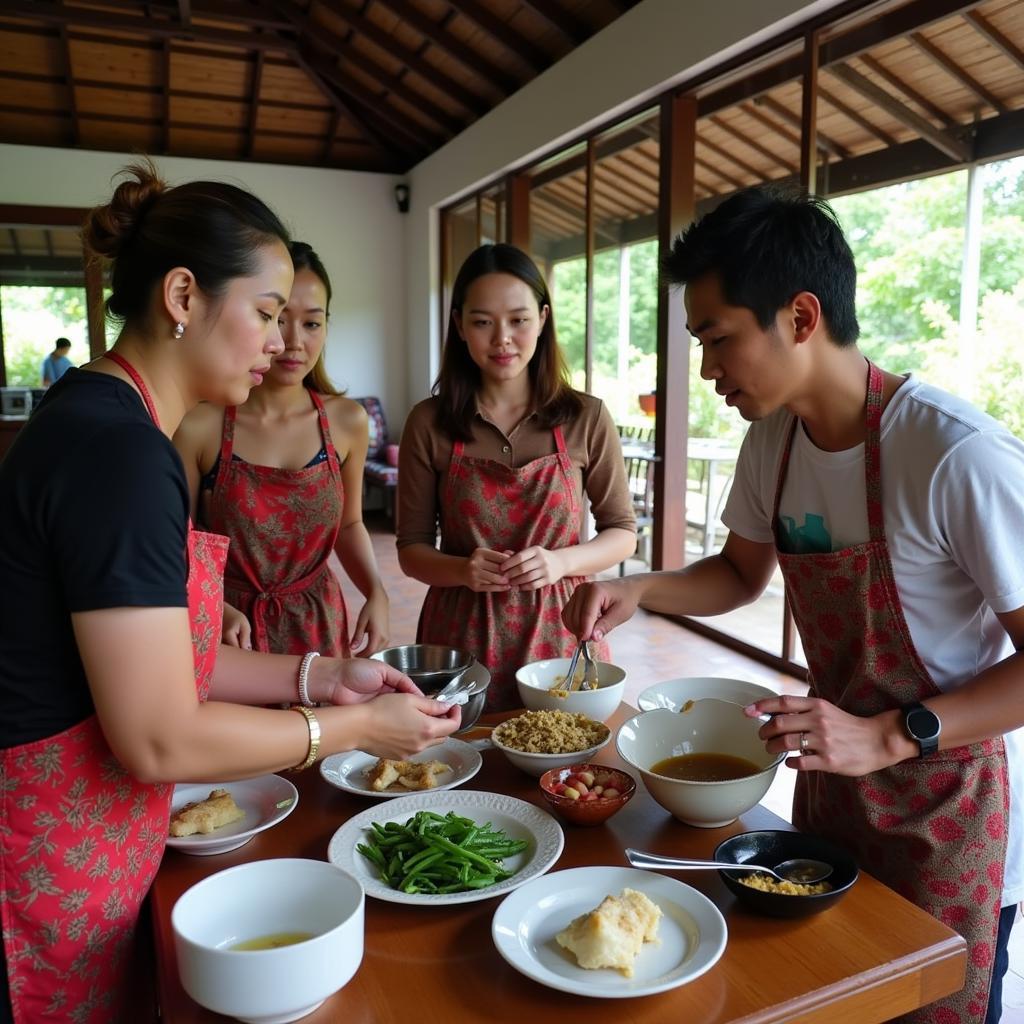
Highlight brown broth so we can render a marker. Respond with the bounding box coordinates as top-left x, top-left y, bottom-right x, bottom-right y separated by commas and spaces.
650, 752, 760, 781
230, 931, 314, 951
